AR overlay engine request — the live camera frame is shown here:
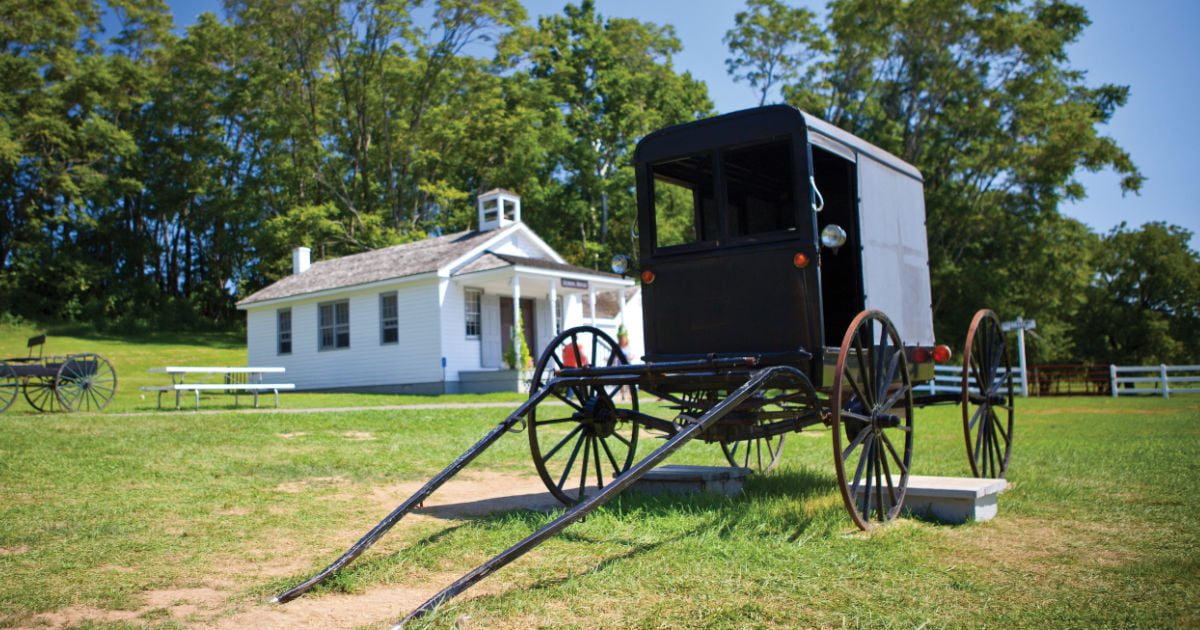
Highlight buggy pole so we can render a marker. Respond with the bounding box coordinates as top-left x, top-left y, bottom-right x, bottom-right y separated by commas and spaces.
394, 365, 804, 628
273, 385, 558, 604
